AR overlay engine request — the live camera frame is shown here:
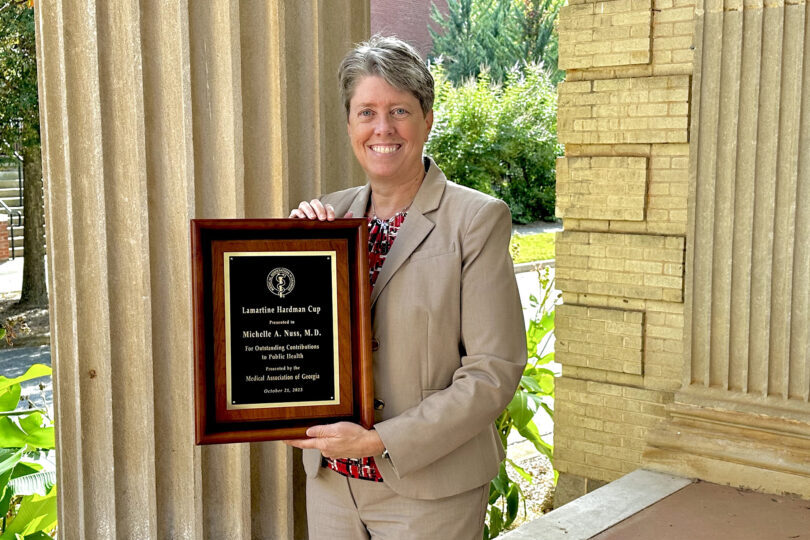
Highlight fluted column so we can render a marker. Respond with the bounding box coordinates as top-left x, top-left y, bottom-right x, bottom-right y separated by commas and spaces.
35, 1, 369, 538
645, 0, 810, 498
